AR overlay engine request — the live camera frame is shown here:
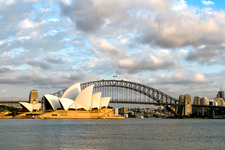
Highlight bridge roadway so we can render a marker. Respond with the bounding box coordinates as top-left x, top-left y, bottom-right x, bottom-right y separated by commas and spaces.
110, 100, 180, 106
